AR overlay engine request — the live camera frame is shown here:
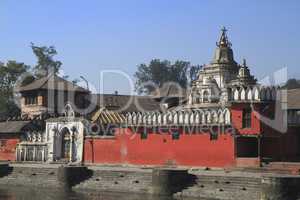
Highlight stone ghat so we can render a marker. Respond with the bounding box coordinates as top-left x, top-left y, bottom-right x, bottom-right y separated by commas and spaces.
0, 164, 59, 188
1, 164, 300, 200
73, 166, 153, 194
174, 172, 262, 200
